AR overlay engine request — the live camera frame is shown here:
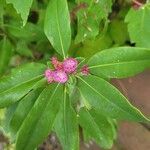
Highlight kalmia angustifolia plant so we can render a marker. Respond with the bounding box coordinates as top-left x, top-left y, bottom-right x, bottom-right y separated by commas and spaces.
45, 57, 88, 84
0, 0, 150, 150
